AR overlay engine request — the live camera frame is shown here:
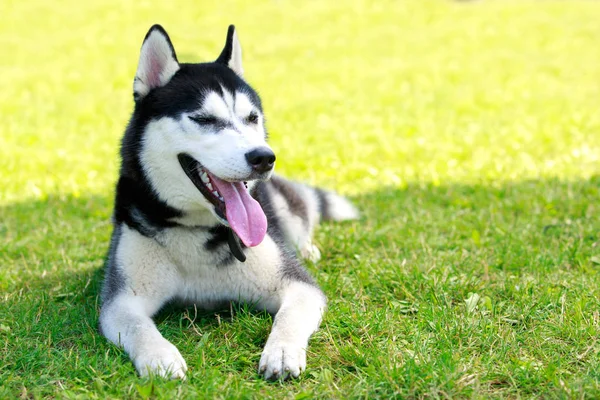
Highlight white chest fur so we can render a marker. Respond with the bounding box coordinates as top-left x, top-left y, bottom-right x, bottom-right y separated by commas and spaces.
116, 224, 285, 312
